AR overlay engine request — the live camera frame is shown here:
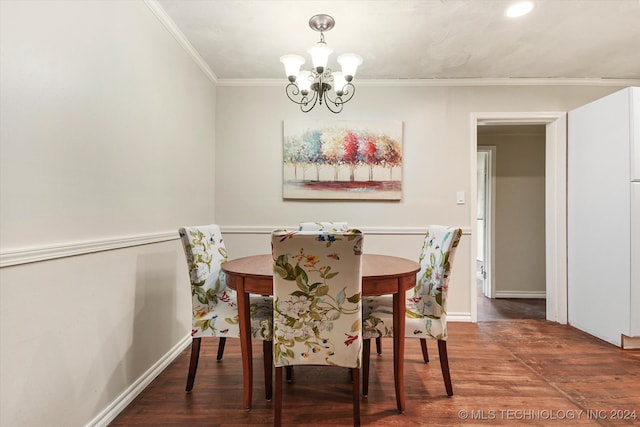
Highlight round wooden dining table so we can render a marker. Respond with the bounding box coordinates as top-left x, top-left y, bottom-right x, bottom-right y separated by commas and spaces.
222, 253, 420, 413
